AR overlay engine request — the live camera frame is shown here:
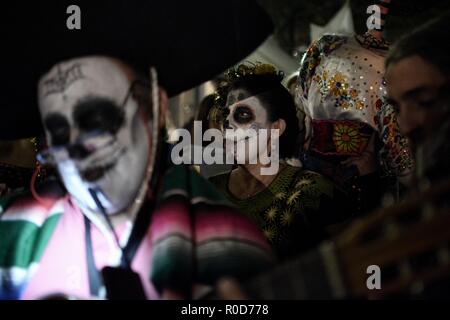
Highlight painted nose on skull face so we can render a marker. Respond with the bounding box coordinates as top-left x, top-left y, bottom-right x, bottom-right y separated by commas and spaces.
74, 98, 125, 160
68, 98, 126, 181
